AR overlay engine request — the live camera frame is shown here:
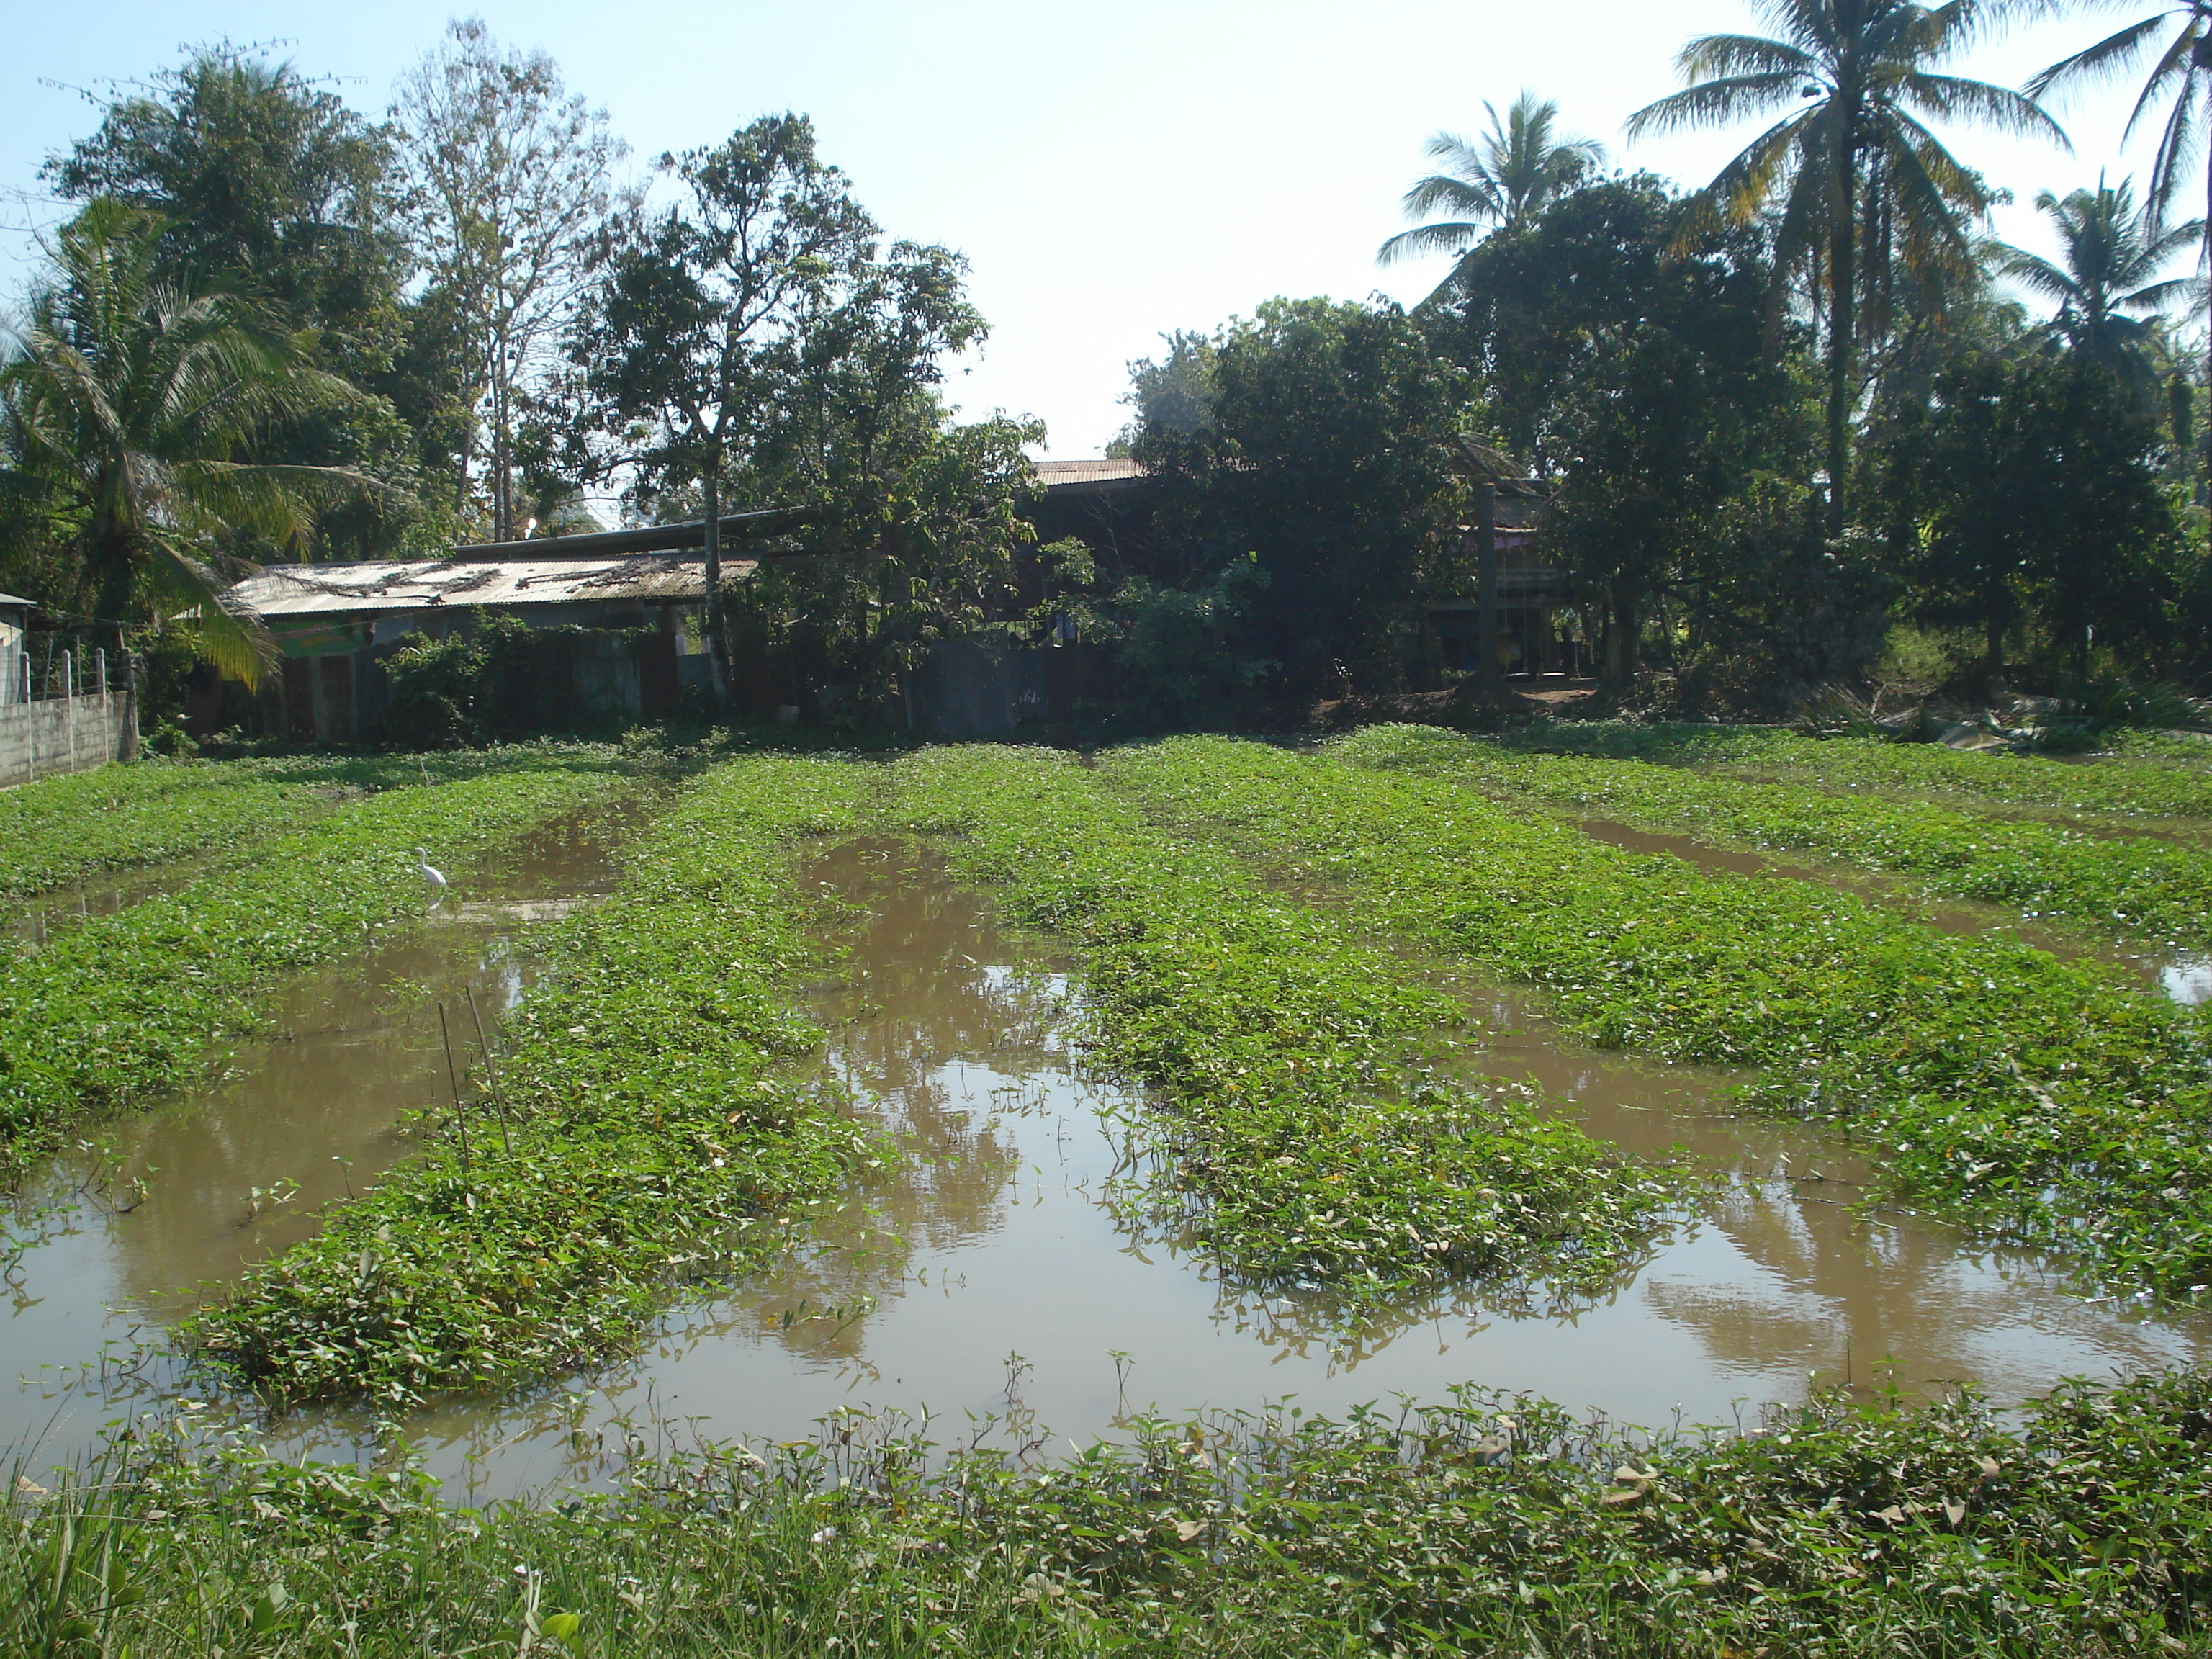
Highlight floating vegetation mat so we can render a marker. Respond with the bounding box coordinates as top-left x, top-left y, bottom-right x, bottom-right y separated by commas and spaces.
191, 756, 884, 1406
880, 745, 1683, 1308
1505, 720, 2212, 822
1349, 723, 2212, 953
0, 757, 626, 1184
1099, 735, 2212, 1300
